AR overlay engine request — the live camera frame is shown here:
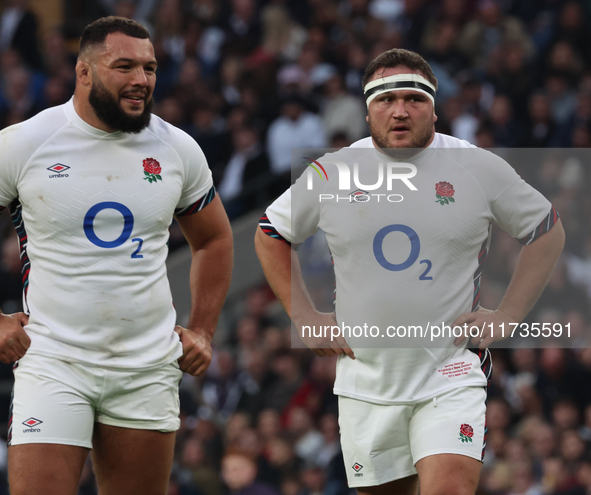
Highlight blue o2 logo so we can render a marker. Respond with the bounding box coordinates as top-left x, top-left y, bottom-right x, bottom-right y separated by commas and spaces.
84, 202, 143, 258
373, 224, 432, 280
